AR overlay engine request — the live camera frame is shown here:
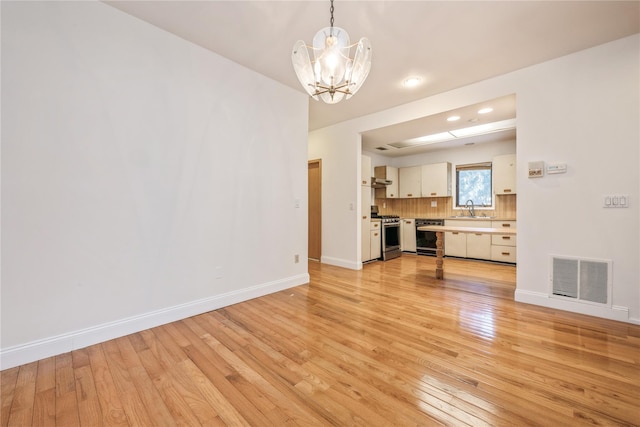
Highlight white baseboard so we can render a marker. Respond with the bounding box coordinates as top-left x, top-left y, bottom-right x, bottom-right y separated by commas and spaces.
0, 273, 309, 370
321, 256, 361, 270
514, 289, 631, 323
